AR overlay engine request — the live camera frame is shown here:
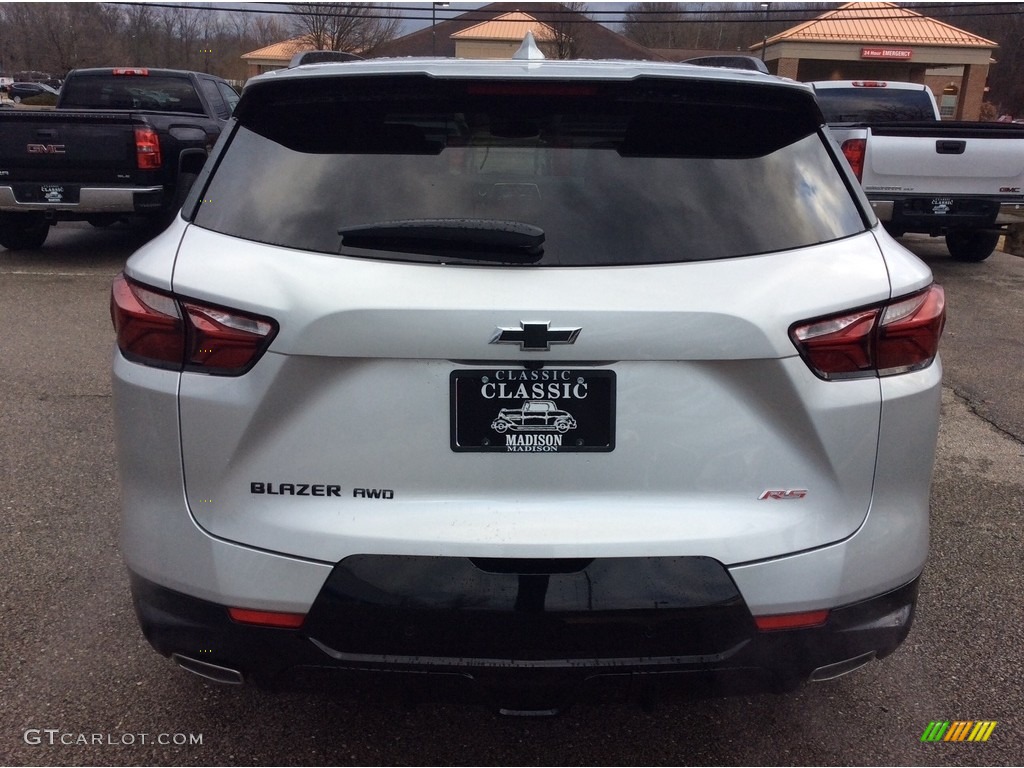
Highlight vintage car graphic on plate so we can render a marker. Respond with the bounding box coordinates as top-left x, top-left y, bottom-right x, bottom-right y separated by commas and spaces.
491, 400, 577, 434
450, 369, 615, 453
